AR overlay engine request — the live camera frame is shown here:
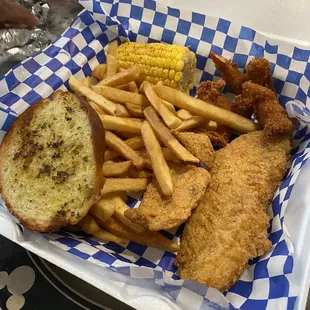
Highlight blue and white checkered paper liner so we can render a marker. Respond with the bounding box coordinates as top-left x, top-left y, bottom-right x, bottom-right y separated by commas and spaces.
1, 0, 310, 308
